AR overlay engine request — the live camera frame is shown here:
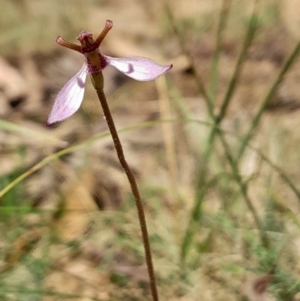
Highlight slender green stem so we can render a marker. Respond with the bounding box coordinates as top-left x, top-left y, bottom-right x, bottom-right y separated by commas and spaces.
216, 129, 268, 246
216, 0, 259, 123
209, 0, 232, 102
164, 1, 214, 119
180, 0, 261, 262
91, 75, 159, 301
256, 150, 300, 200
180, 180, 208, 261
1, 117, 299, 204
169, 0, 260, 257
205, 0, 259, 151
236, 41, 300, 161
167, 0, 232, 261
0, 285, 98, 300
